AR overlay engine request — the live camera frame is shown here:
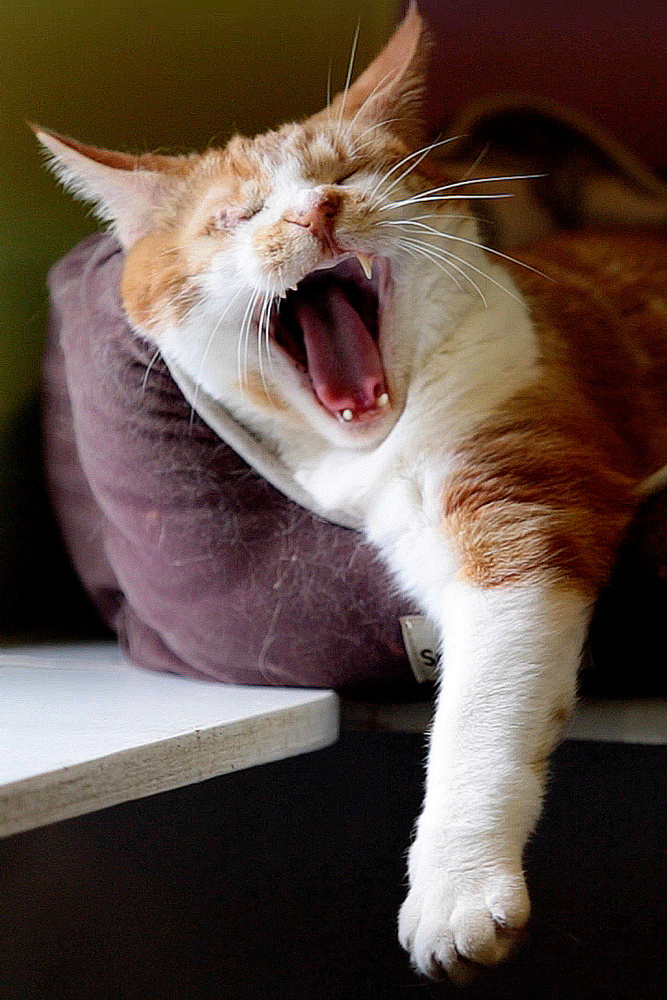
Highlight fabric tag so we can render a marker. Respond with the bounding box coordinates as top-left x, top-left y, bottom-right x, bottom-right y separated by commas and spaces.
400, 615, 441, 683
